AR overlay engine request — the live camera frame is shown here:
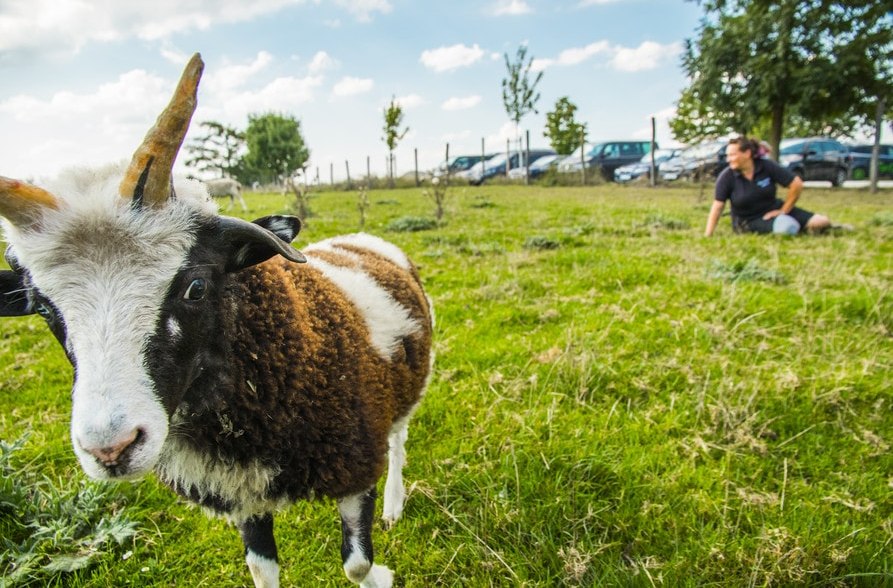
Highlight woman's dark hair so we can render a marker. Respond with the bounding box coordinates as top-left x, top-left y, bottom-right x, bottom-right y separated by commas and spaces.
728, 136, 761, 157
